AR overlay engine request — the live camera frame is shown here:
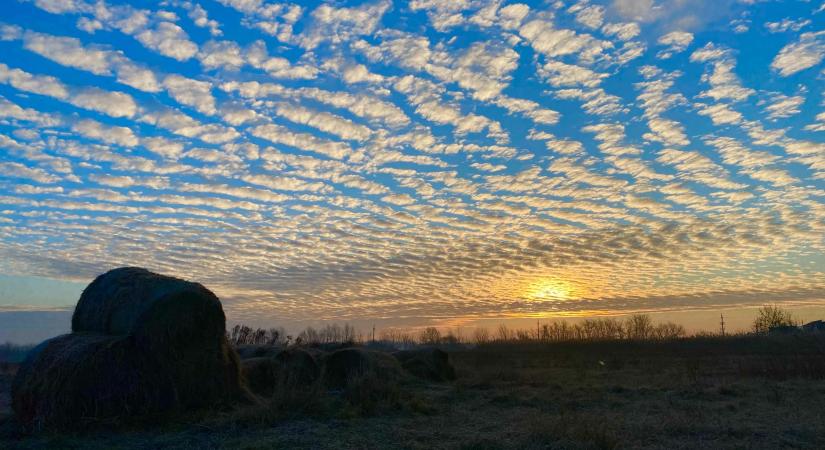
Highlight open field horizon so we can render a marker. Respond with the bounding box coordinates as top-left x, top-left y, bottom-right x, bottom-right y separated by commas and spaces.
3, 297, 825, 345
4, 332, 825, 449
